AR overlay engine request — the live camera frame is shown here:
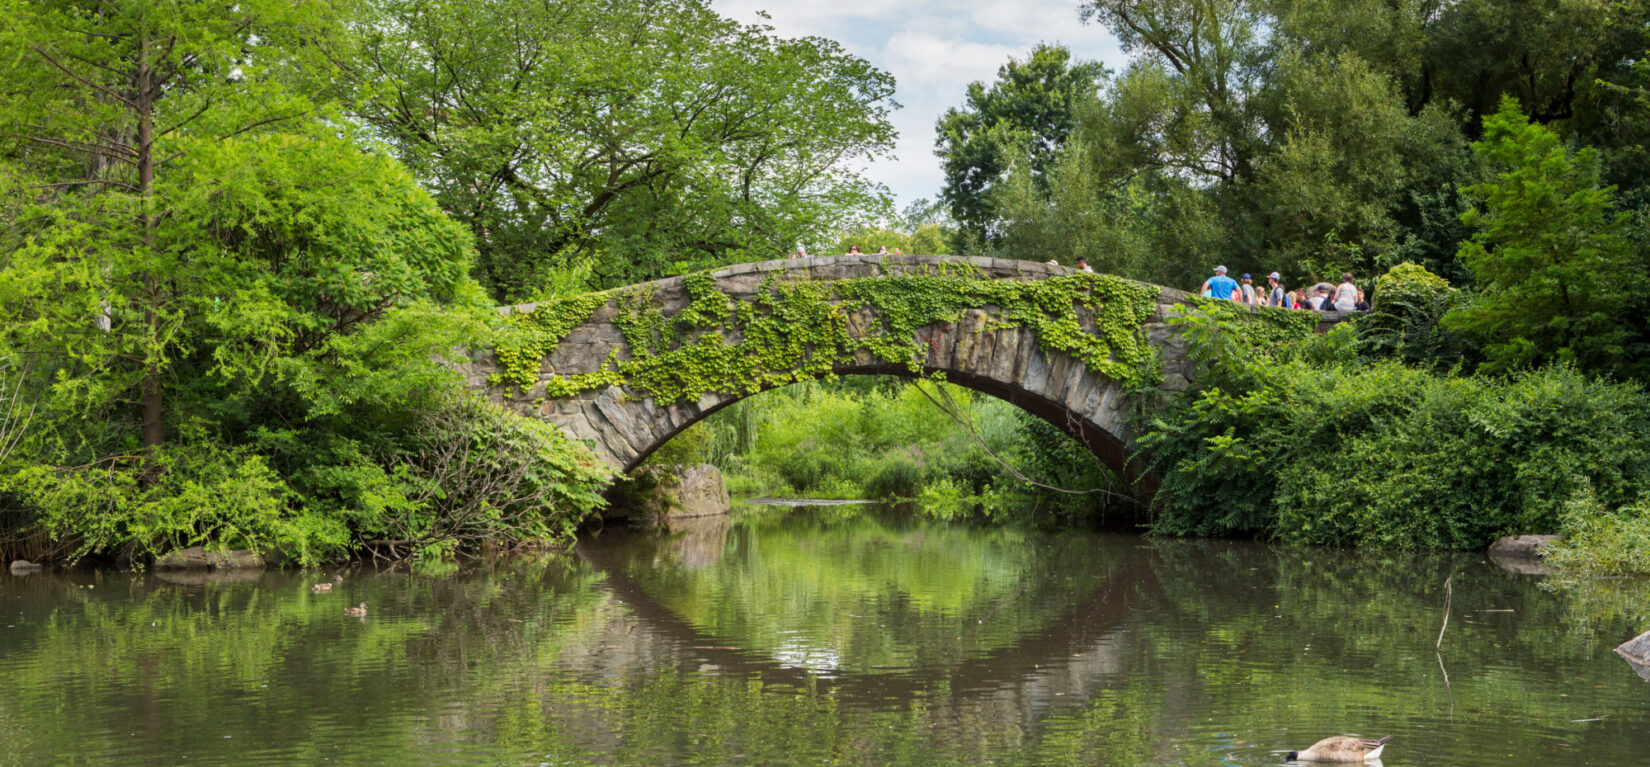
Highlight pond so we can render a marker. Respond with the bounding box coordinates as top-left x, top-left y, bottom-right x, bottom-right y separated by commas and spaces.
1, 506, 1646, 765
